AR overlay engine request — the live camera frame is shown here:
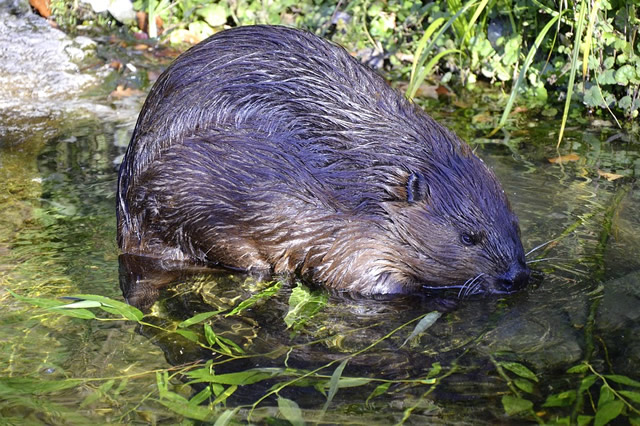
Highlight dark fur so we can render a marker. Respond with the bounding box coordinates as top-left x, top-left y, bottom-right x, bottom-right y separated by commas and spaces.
117, 25, 529, 295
